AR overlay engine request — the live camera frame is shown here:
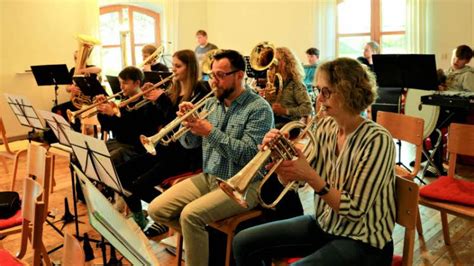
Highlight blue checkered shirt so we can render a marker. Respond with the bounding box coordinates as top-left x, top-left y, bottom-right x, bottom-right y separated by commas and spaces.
179, 87, 274, 180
